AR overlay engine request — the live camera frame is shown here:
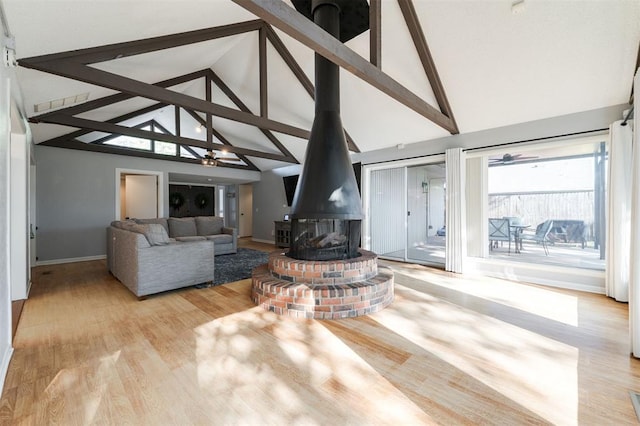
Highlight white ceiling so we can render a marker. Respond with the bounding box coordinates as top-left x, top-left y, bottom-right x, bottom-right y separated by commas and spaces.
3, 0, 639, 172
